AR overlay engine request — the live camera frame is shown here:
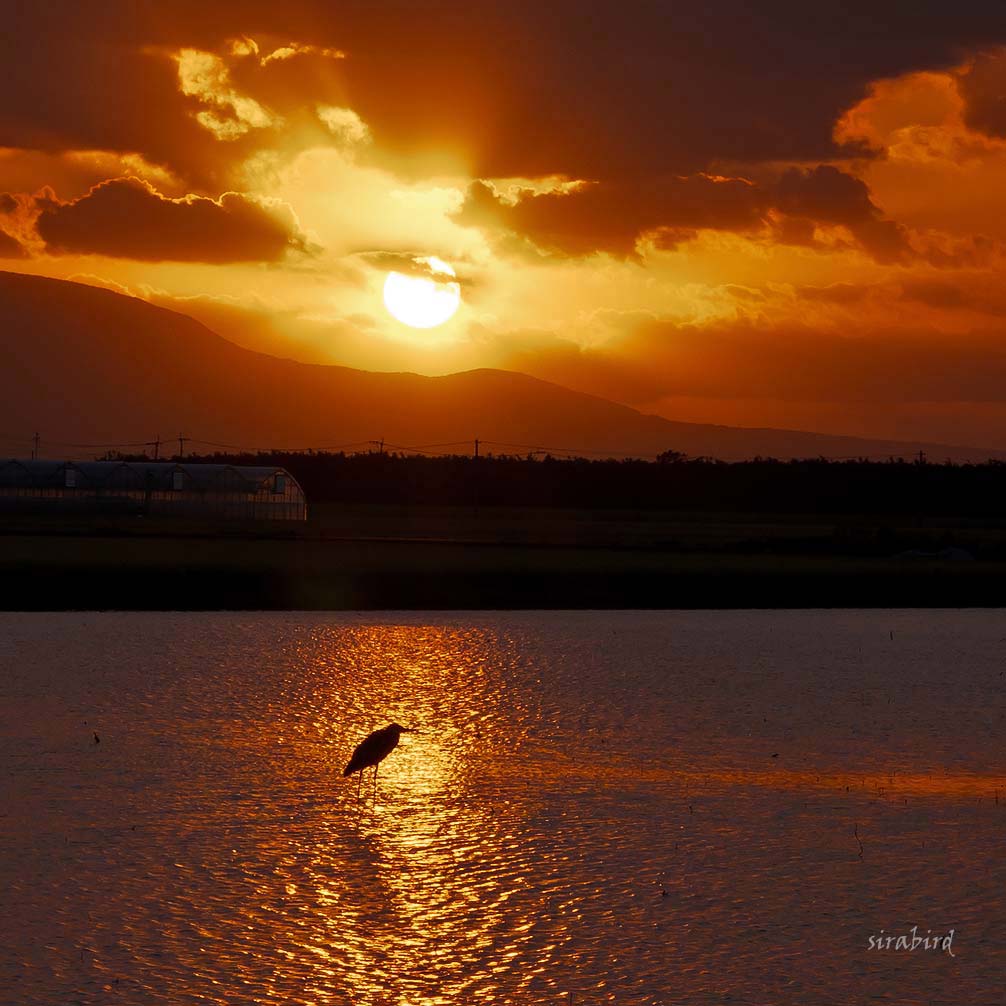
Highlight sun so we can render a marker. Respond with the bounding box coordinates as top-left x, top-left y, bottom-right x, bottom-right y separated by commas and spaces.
383, 256, 461, 329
